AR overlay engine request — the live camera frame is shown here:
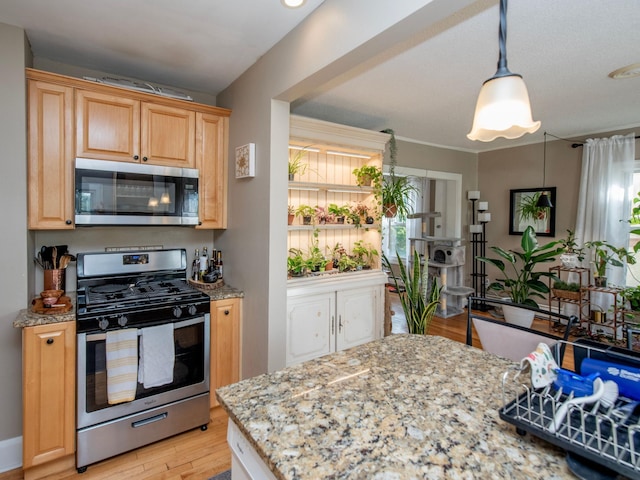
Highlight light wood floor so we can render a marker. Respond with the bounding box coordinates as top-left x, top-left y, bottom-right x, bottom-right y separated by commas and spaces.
2, 294, 575, 480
